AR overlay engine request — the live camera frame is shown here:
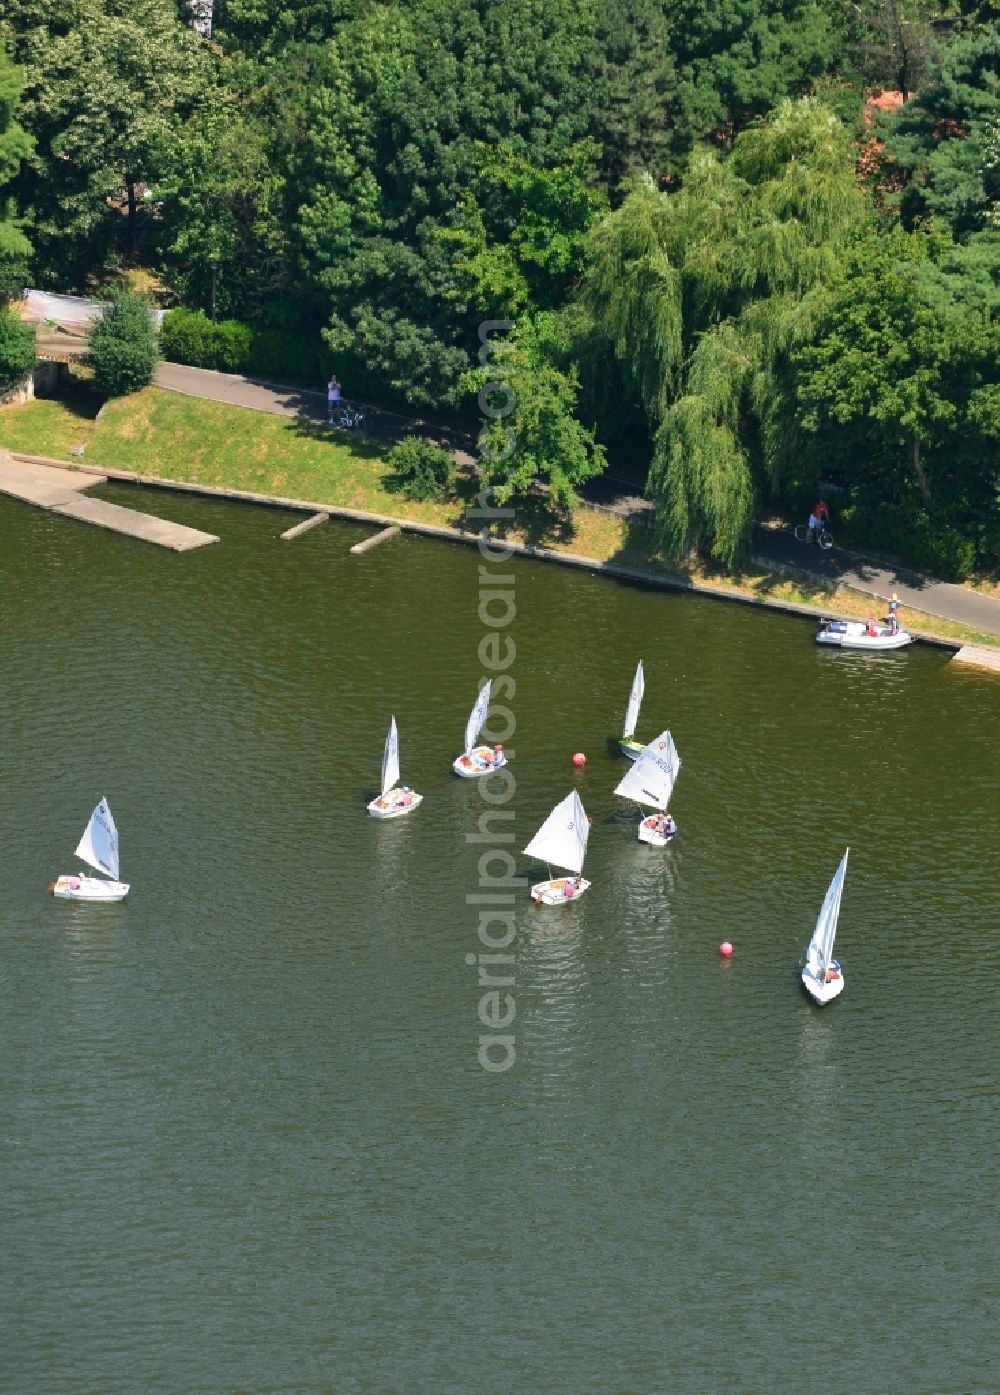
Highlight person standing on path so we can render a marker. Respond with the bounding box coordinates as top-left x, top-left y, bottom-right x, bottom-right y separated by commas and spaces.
327, 375, 341, 423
